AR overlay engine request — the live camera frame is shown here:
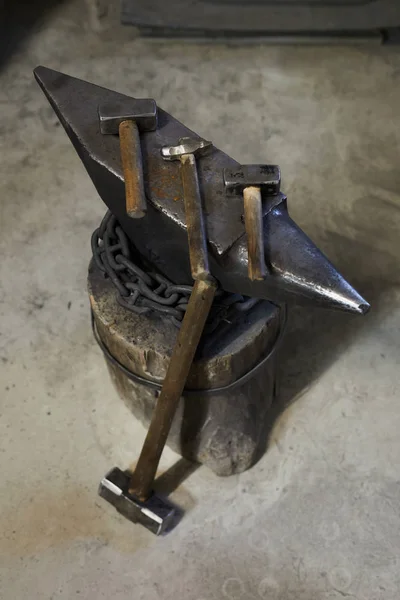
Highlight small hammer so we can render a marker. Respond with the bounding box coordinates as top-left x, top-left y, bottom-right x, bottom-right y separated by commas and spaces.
223, 165, 281, 281
161, 136, 212, 280
98, 98, 157, 218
